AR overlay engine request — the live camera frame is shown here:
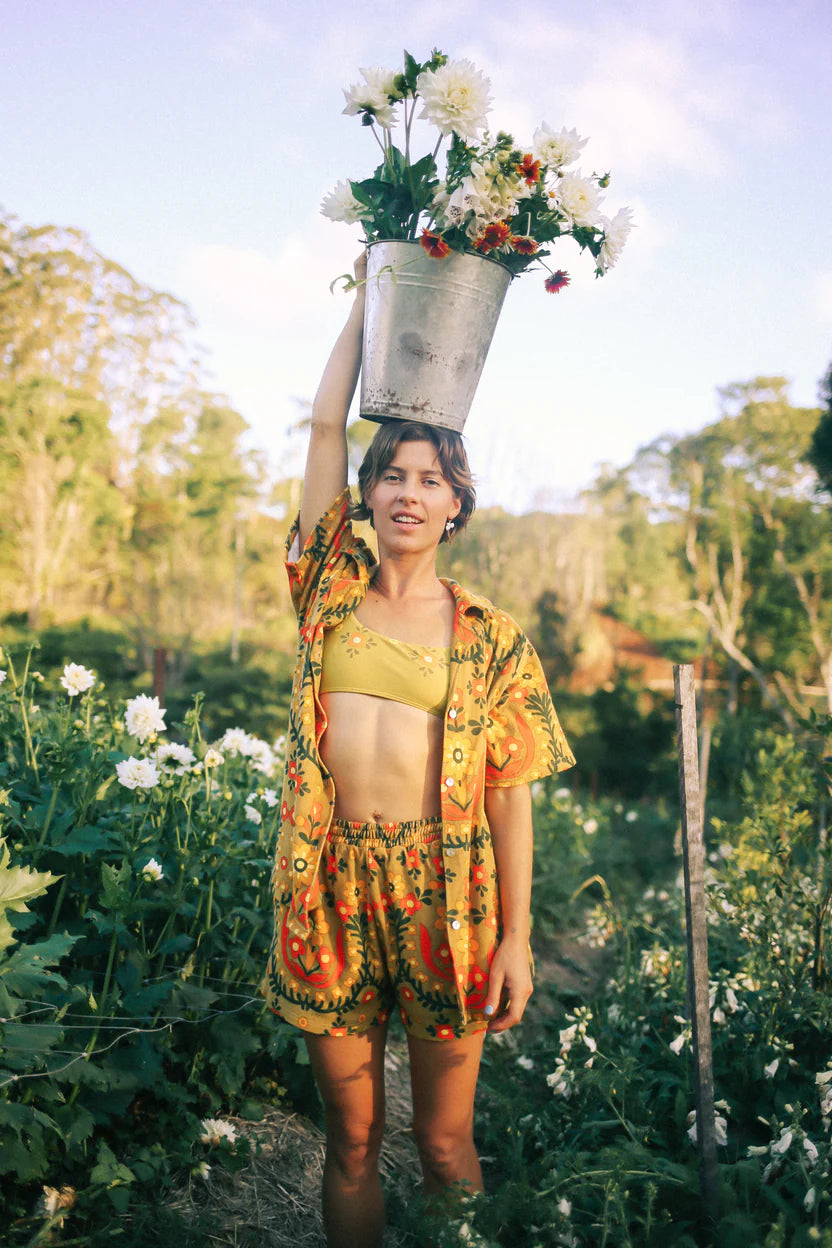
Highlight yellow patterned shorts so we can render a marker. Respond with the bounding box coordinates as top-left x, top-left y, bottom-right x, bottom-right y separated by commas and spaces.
268, 816, 493, 1041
